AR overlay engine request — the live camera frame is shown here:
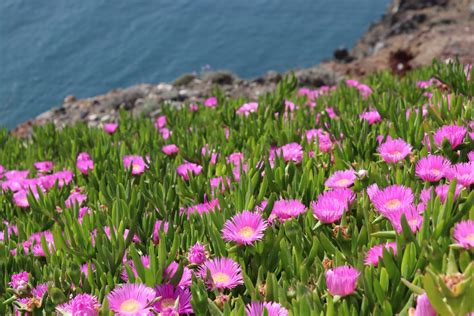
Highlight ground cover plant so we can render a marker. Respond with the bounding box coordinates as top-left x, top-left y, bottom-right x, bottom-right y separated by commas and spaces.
0, 60, 473, 315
